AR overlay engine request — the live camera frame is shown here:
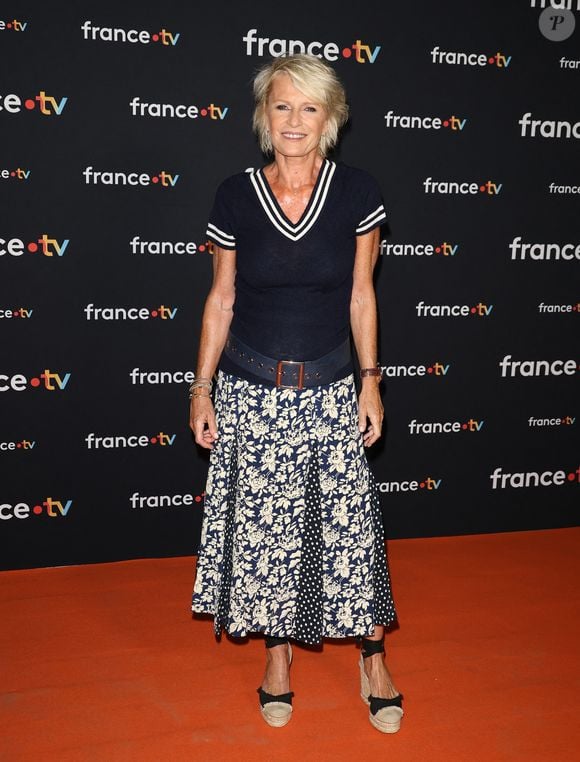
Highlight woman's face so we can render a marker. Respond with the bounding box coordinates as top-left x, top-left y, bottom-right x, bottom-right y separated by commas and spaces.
265, 73, 328, 160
